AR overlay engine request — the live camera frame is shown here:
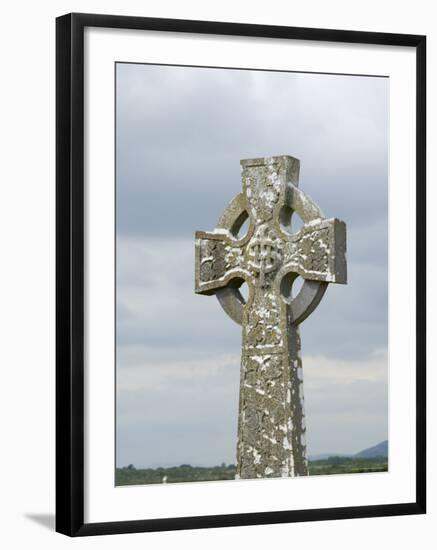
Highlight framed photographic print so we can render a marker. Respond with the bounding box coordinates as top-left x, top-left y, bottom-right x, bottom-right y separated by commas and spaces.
56, 12, 426, 536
